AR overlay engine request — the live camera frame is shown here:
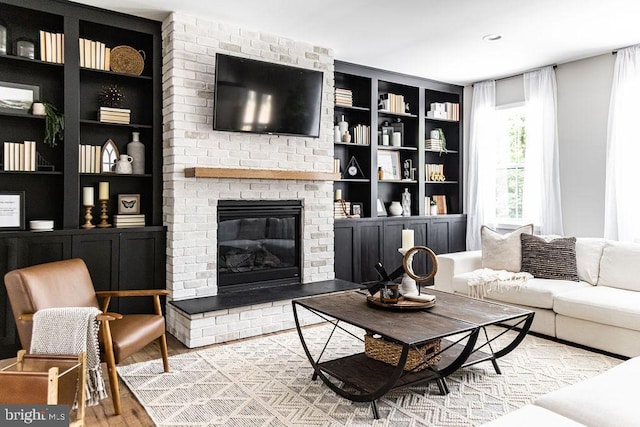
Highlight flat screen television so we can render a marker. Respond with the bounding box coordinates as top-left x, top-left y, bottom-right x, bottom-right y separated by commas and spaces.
213, 54, 323, 137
